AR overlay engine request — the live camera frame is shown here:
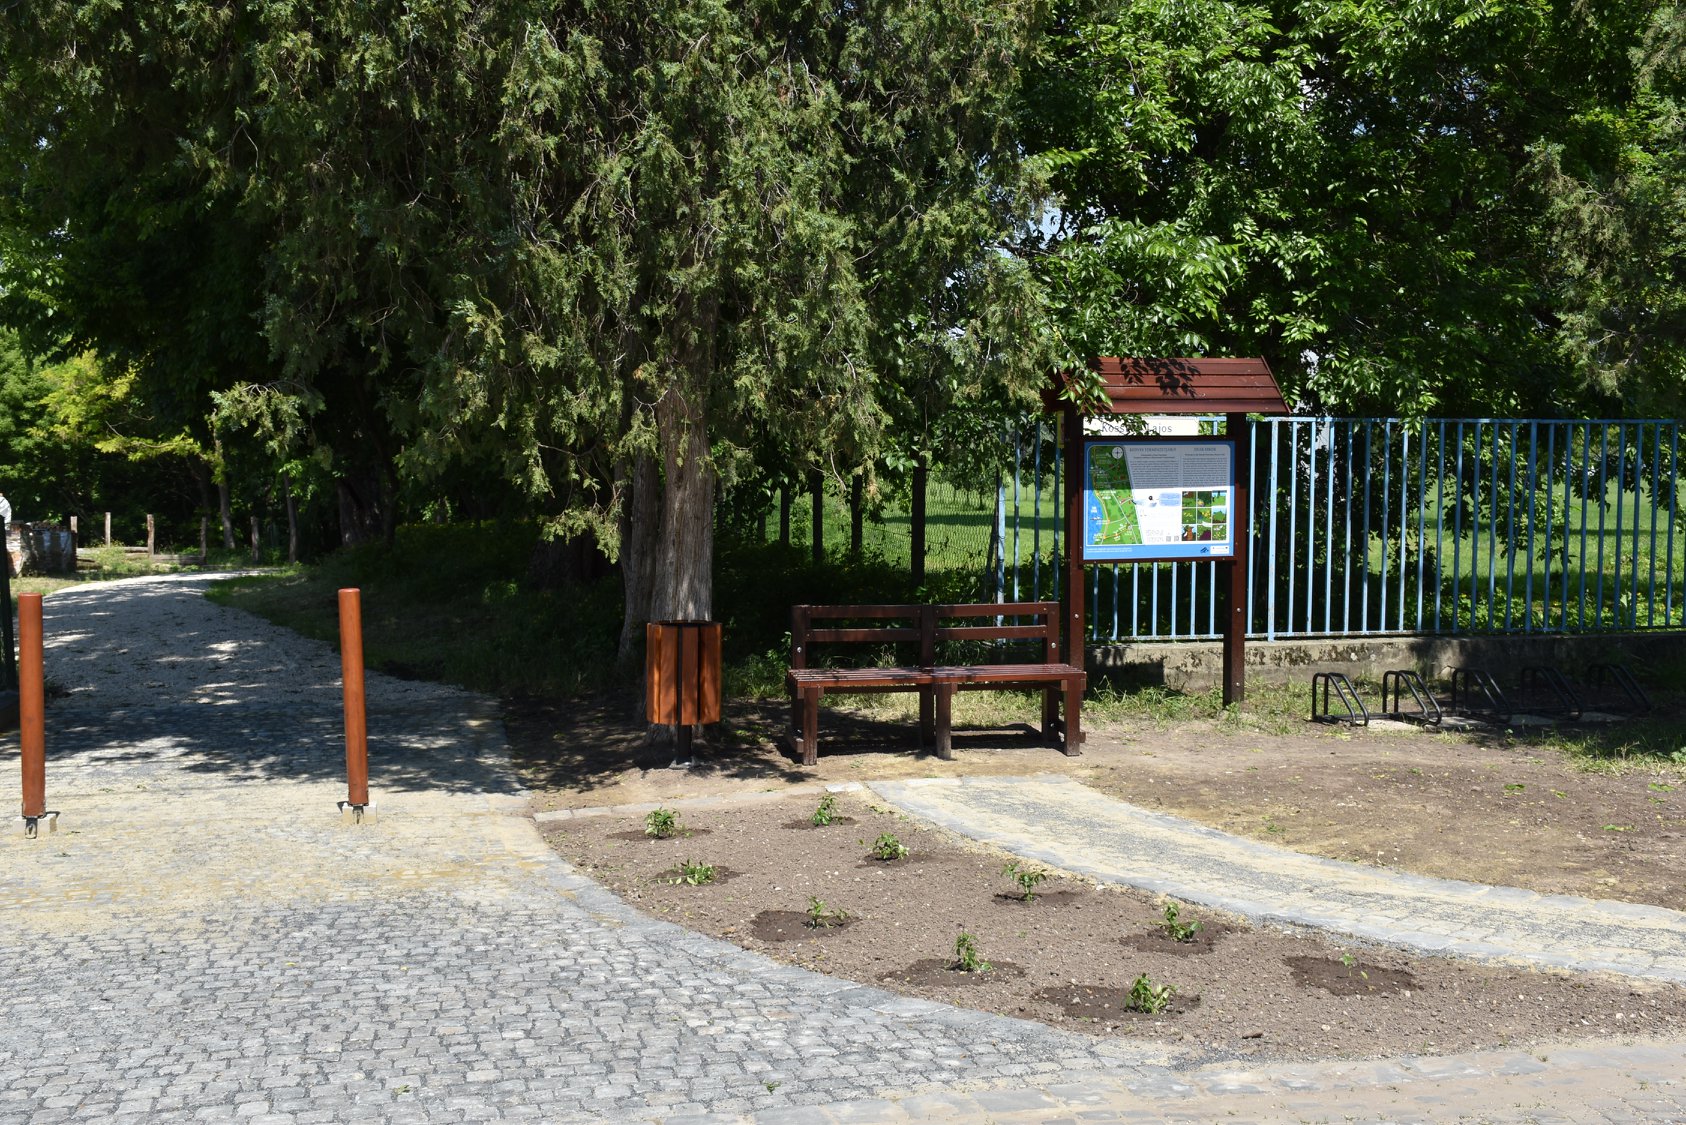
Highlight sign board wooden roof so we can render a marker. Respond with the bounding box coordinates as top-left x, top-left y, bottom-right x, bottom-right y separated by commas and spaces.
1045, 357, 1289, 416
